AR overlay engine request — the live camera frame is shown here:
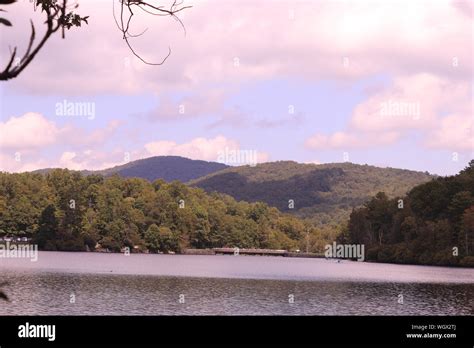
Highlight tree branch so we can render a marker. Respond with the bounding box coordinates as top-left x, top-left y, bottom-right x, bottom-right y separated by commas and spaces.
0, 0, 88, 81
114, 0, 191, 66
